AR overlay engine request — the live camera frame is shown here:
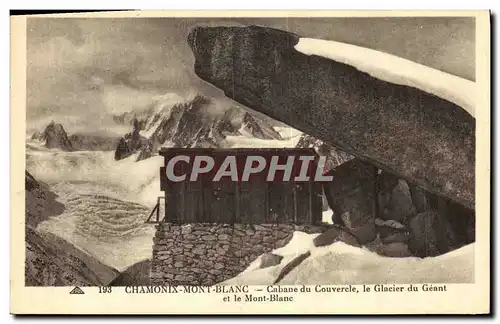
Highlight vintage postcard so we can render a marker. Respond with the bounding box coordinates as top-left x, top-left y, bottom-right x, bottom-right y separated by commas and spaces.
10, 10, 490, 314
